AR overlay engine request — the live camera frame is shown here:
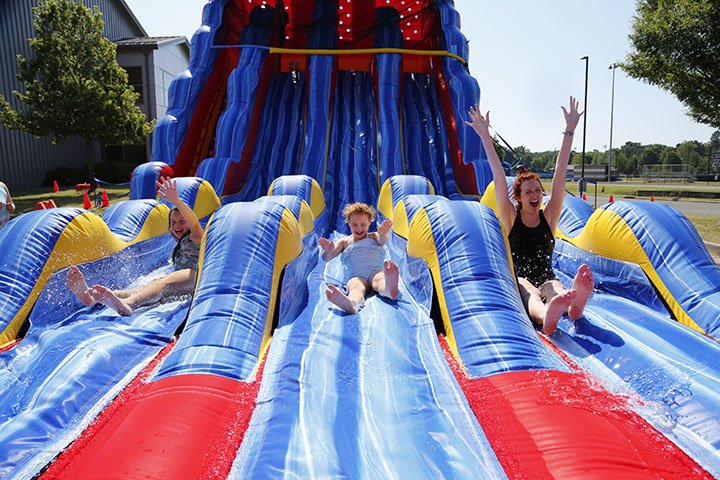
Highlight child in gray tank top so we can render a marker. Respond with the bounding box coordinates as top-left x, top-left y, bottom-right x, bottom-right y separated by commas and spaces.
319, 202, 399, 314
67, 178, 204, 316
